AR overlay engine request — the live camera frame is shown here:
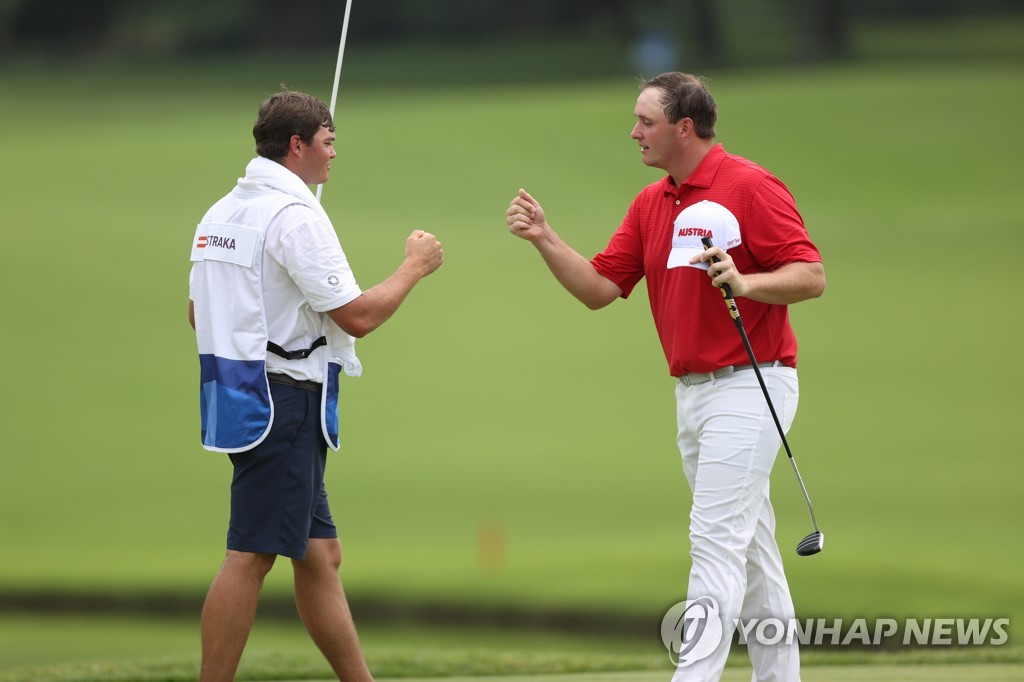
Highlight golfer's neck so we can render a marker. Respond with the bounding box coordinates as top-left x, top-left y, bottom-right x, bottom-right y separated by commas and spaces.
668, 140, 715, 186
